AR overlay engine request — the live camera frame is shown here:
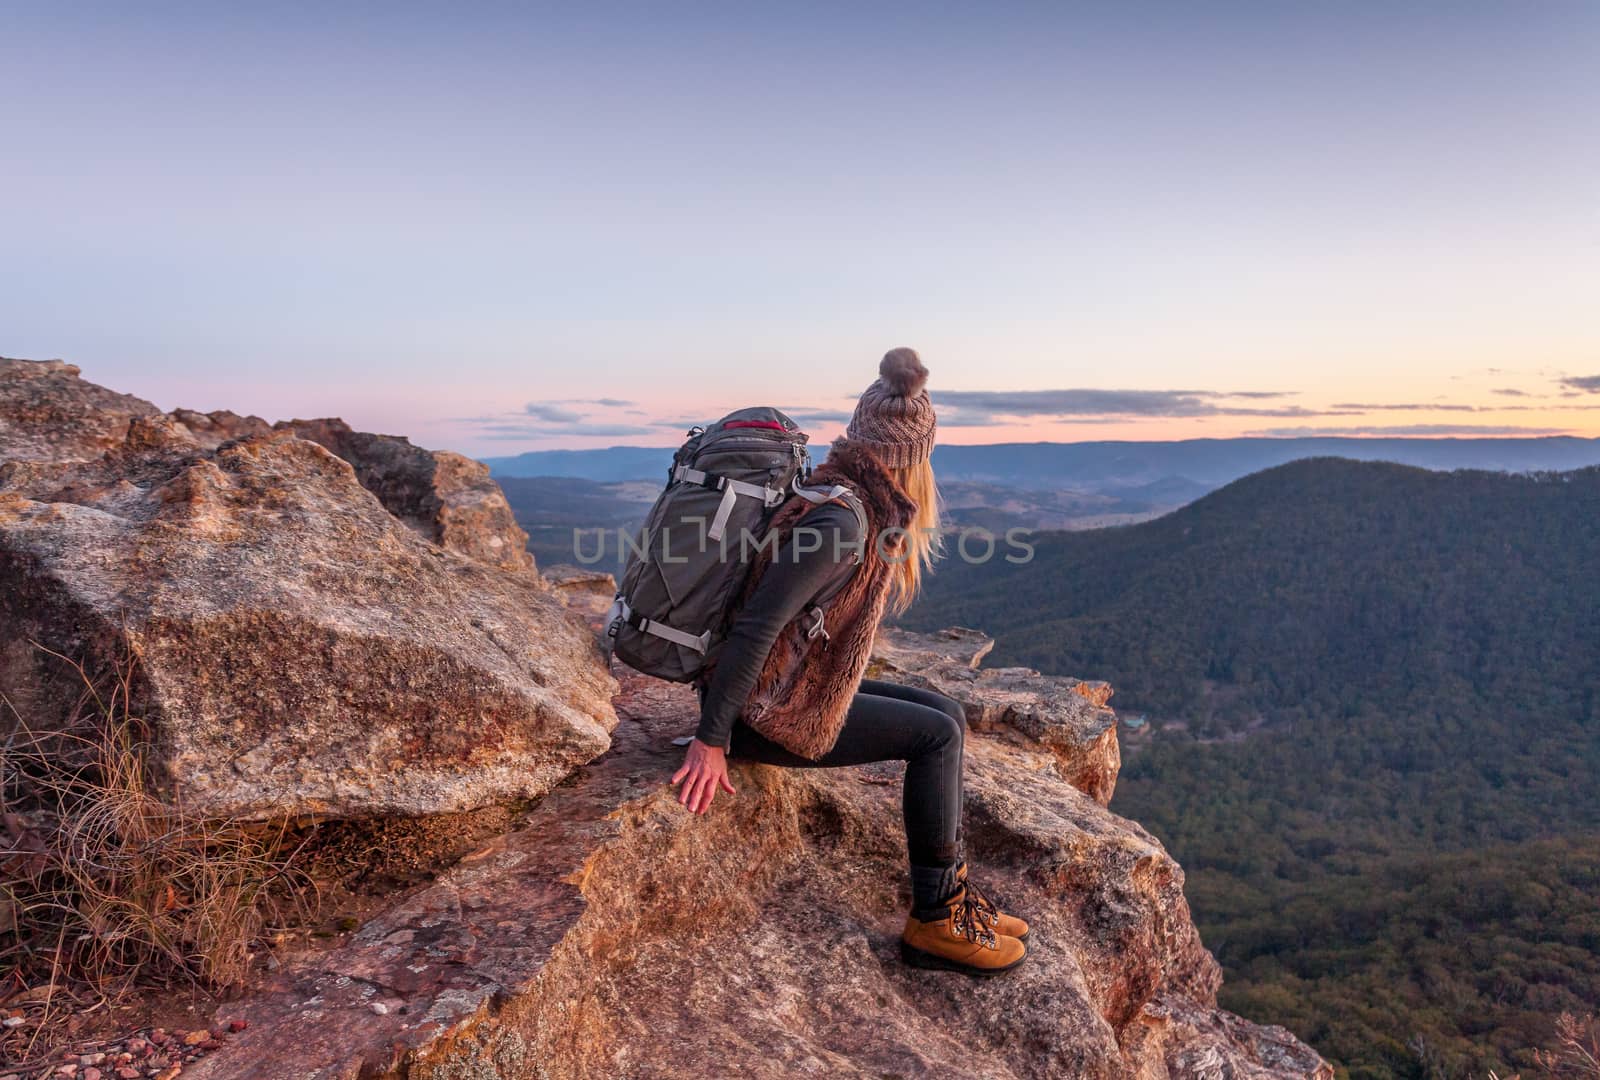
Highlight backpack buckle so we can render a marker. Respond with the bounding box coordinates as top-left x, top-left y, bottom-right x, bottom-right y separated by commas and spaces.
603, 596, 627, 639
